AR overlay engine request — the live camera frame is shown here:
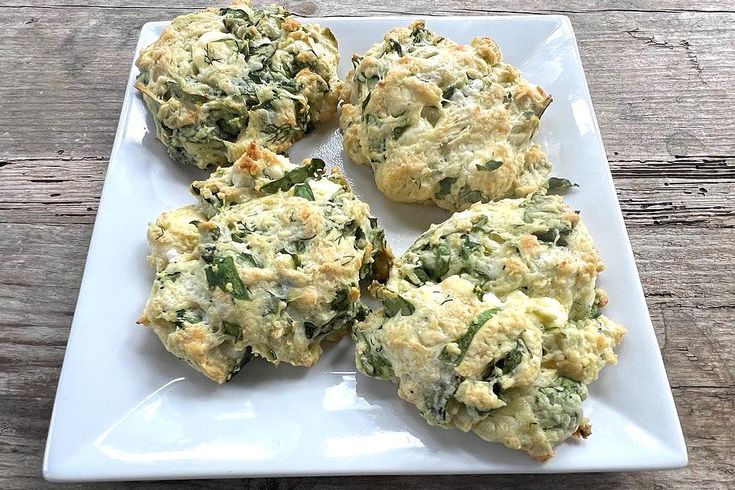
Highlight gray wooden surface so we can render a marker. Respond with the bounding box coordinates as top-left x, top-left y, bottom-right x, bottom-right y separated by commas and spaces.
1, 1, 733, 488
